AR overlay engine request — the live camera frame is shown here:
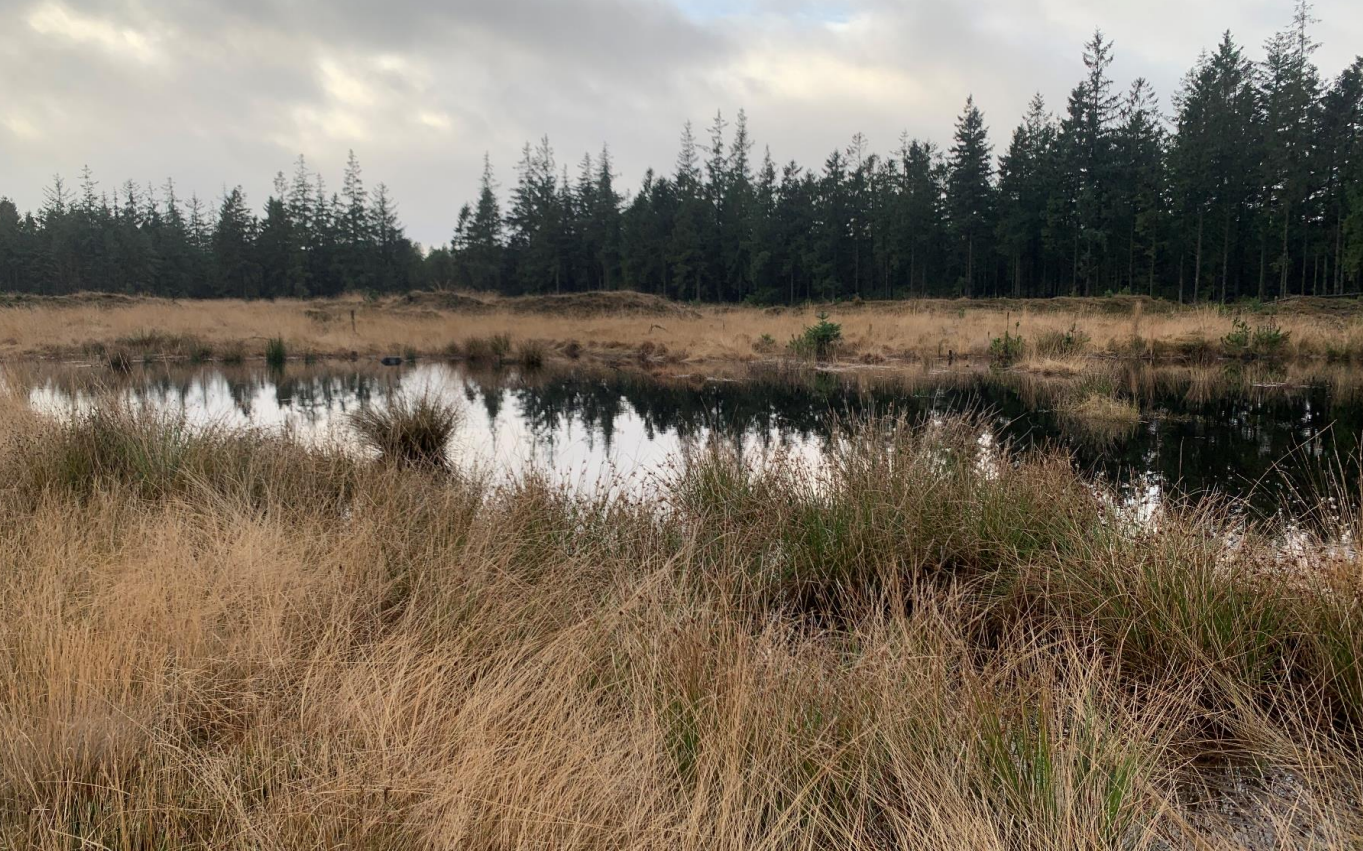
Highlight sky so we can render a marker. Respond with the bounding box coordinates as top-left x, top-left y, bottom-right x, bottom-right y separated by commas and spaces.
2, 0, 1361, 249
